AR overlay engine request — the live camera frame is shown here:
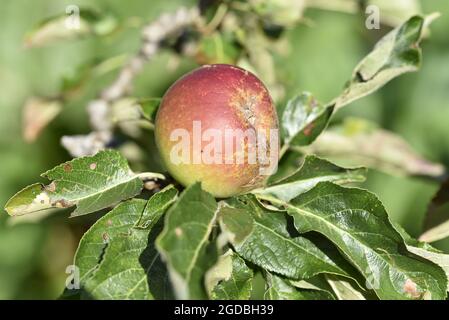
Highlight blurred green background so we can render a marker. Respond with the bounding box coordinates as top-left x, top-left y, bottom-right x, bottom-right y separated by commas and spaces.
0, 0, 448, 299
